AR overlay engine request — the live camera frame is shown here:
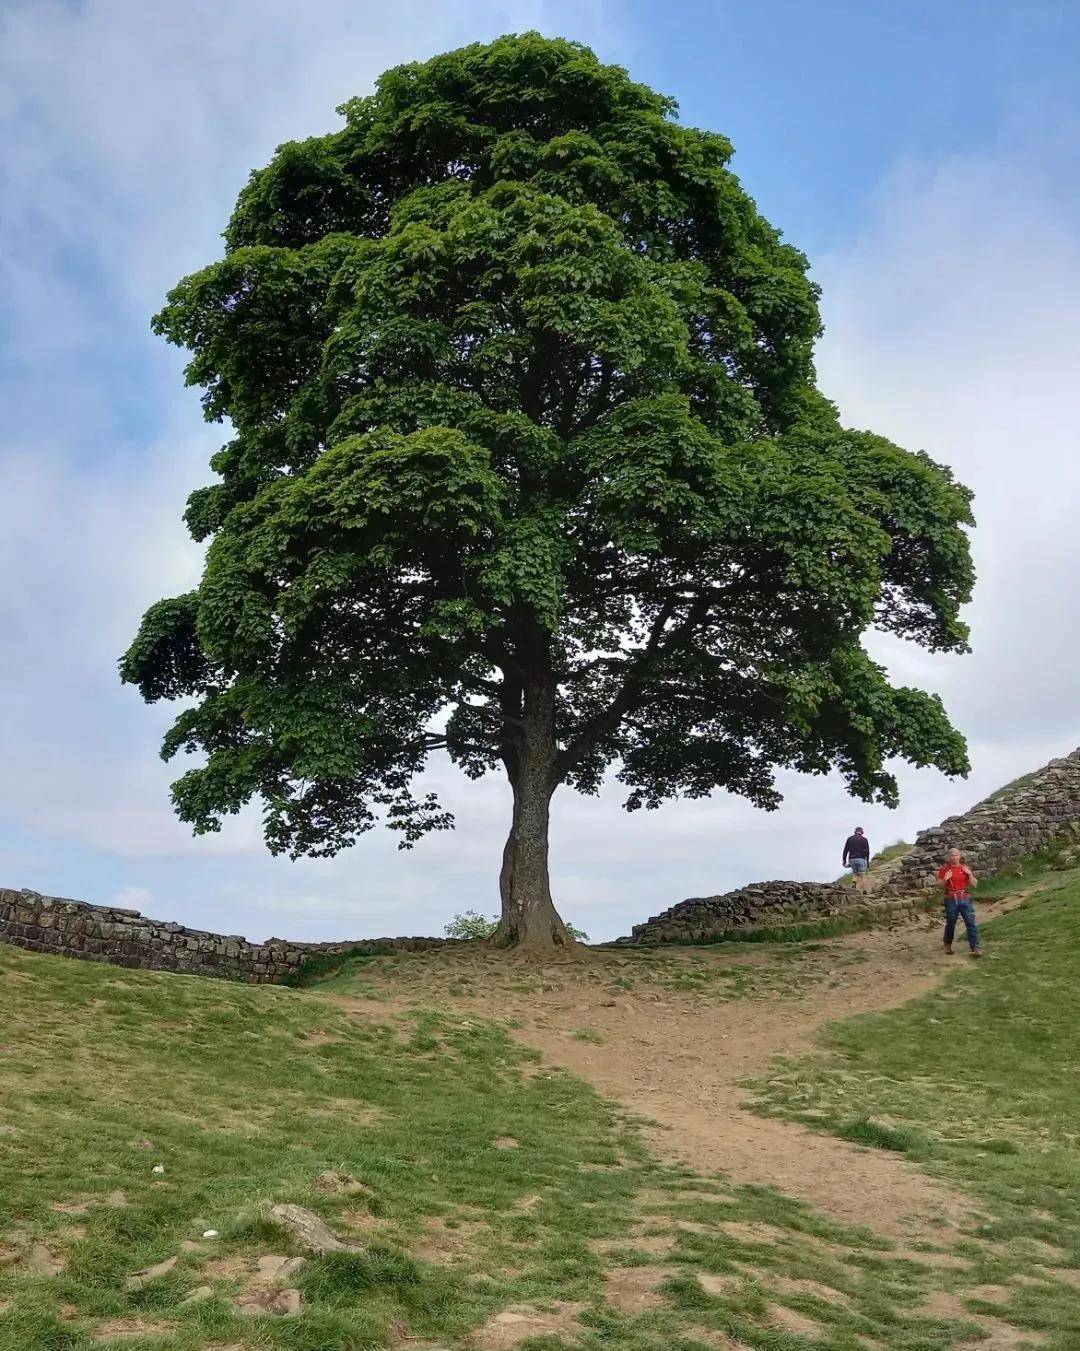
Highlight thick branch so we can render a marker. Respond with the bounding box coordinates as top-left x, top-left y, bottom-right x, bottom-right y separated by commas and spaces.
555, 594, 712, 778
